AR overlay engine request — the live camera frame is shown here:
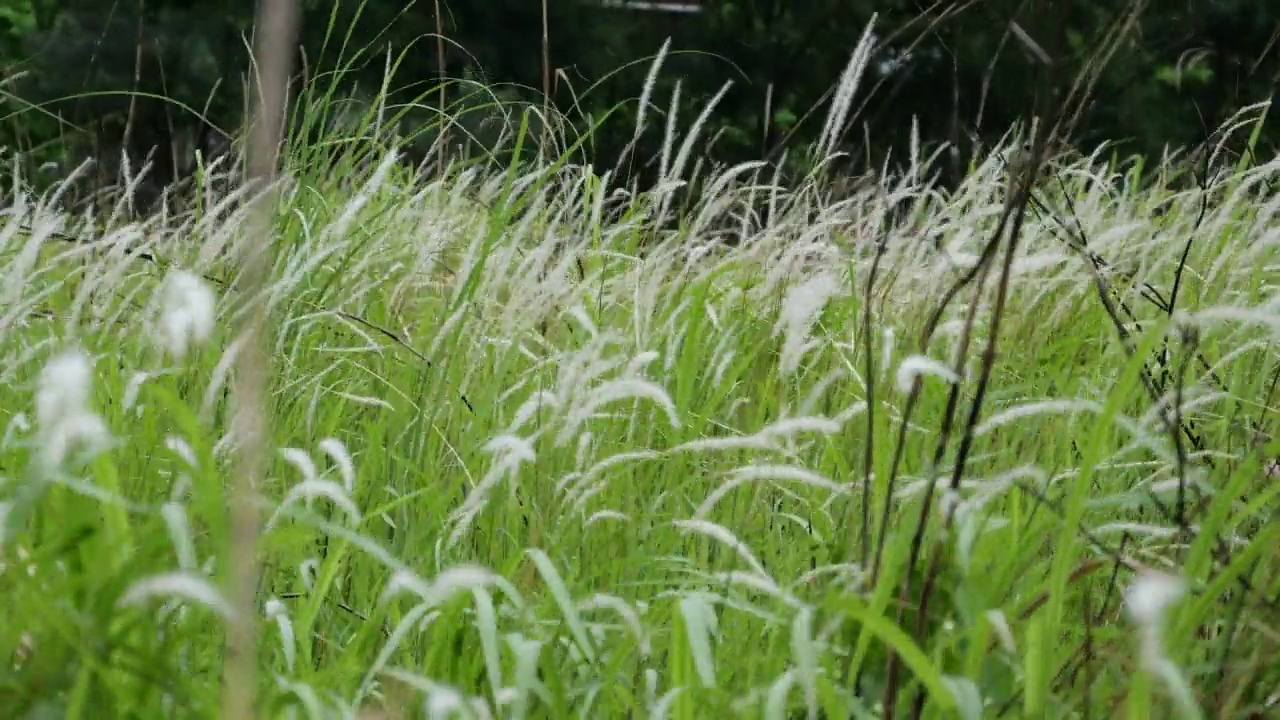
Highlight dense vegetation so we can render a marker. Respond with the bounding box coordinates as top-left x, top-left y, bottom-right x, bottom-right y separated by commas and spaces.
1, 0, 1278, 197
0, 1, 1278, 719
